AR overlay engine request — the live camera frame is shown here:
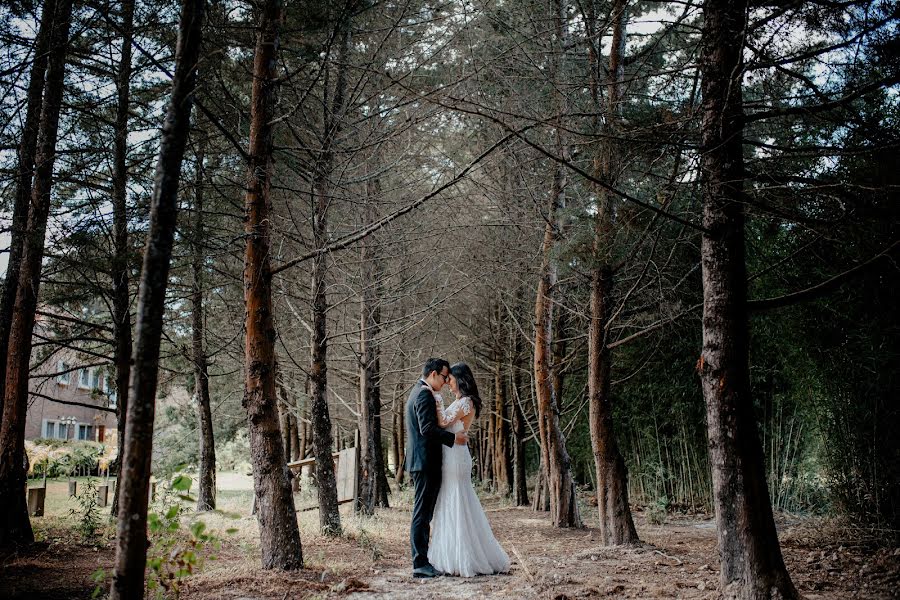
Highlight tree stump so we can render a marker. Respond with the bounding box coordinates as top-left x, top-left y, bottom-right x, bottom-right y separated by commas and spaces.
27, 487, 46, 517
68, 480, 77, 497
